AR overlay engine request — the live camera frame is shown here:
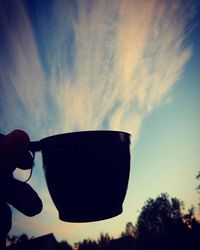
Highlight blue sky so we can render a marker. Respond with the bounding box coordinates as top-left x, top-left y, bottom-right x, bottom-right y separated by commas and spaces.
0, 0, 200, 246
